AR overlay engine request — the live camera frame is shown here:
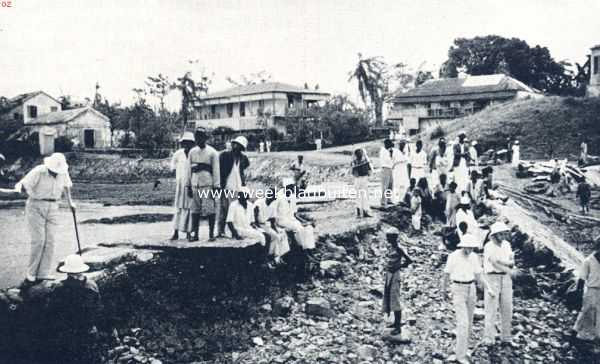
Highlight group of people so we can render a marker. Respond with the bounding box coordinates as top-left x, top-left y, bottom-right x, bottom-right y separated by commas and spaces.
170, 128, 316, 263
